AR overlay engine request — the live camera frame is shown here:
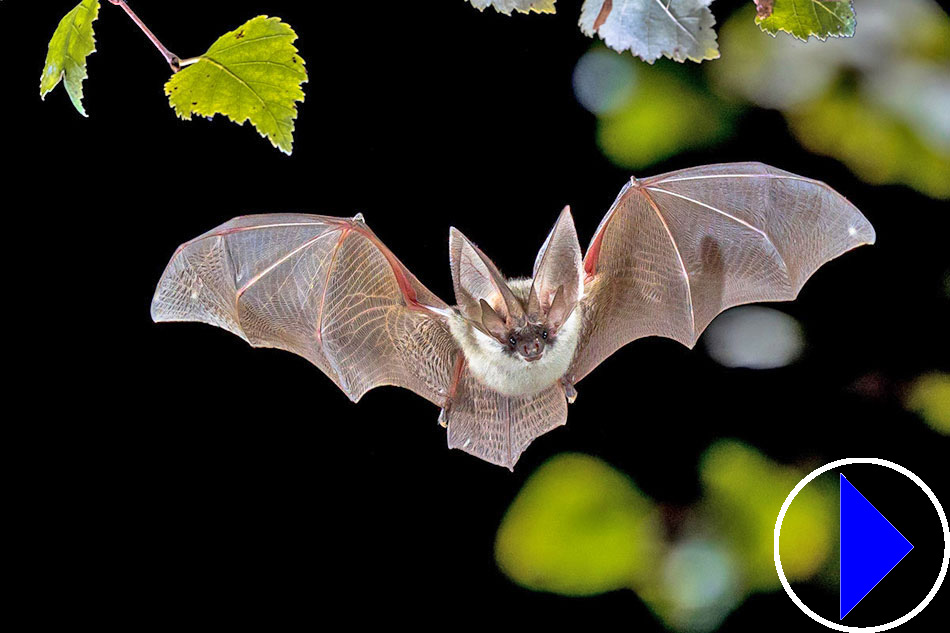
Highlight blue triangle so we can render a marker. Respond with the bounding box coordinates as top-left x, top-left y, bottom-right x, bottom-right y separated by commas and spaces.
840, 474, 914, 619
